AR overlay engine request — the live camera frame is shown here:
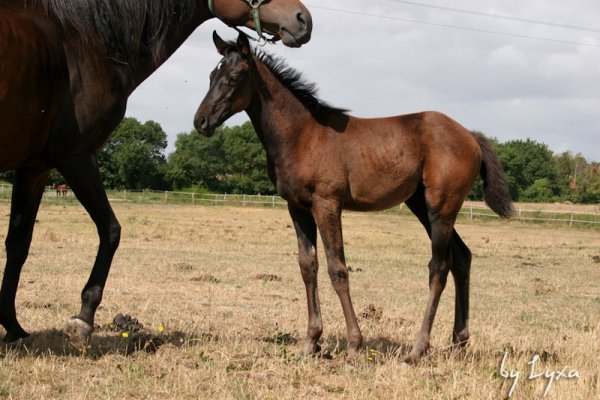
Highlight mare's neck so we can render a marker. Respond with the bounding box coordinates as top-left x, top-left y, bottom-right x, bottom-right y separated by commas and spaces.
245, 60, 313, 162
130, 5, 212, 92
